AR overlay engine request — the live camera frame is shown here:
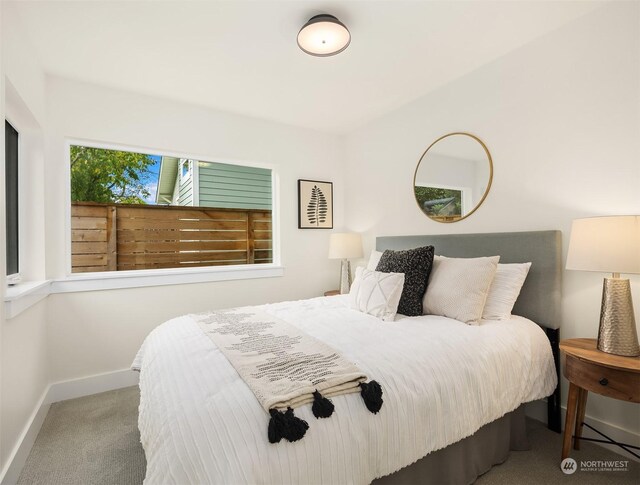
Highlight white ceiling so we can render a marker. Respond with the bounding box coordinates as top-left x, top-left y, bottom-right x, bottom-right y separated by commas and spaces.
8, 1, 604, 134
